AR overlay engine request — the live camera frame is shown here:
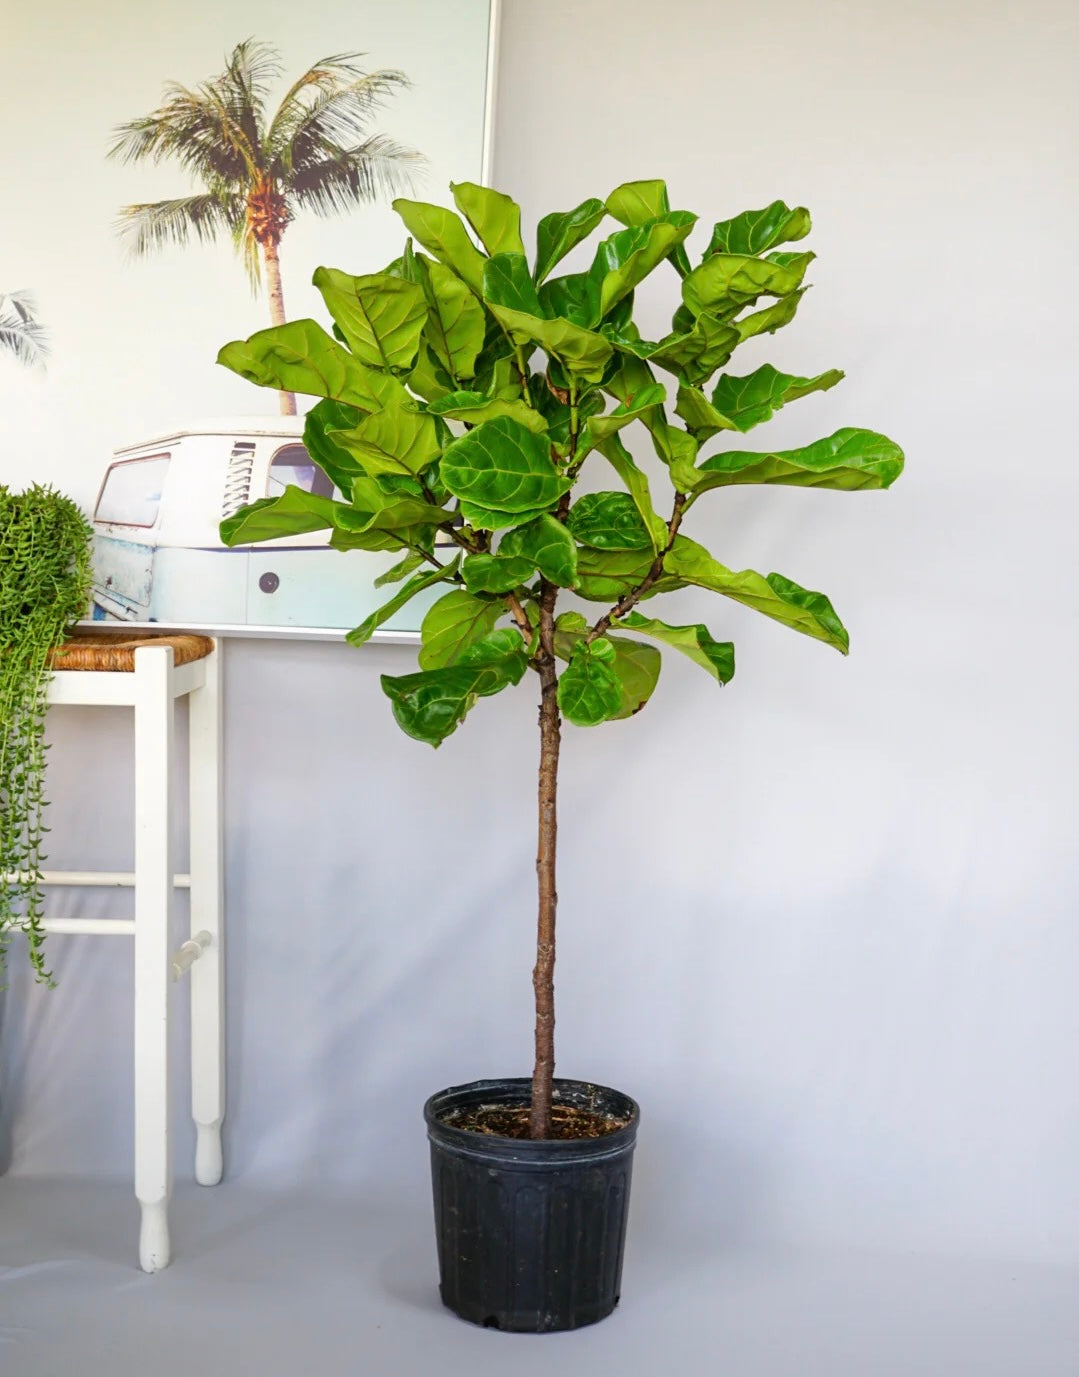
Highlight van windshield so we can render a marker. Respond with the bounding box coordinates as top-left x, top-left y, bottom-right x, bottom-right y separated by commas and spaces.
95, 455, 170, 527
267, 444, 334, 499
